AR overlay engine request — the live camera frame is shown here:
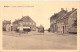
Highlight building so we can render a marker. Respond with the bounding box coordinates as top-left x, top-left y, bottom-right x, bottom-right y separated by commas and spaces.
12, 16, 36, 31
2, 20, 11, 31
50, 8, 67, 33
38, 25, 44, 33
50, 8, 77, 34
